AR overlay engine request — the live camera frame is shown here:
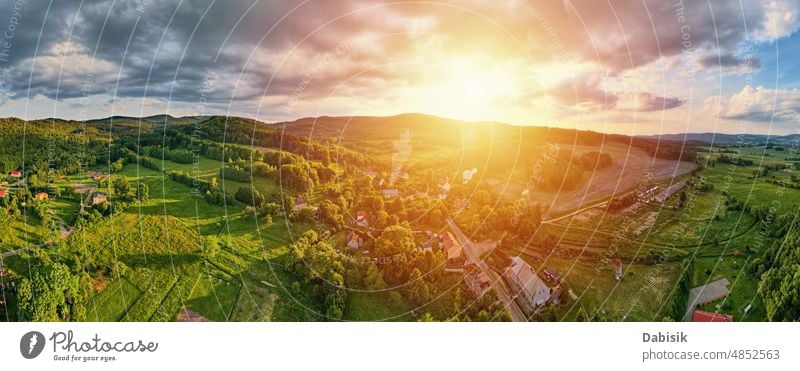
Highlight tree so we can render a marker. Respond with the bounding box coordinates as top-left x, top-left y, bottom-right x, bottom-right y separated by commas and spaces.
17, 262, 88, 321
135, 182, 149, 201
318, 200, 344, 230
280, 163, 311, 193
287, 230, 347, 320
373, 224, 419, 285
363, 263, 386, 290
113, 176, 132, 198
407, 268, 430, 304
234, 187, 265, 207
